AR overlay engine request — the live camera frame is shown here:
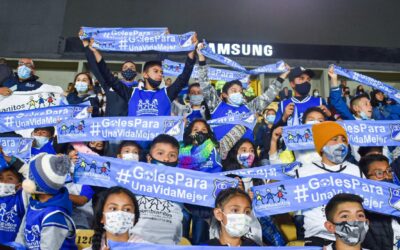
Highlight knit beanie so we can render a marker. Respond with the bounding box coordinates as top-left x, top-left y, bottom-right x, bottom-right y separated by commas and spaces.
22, 153, 70, 194
312, 121, 348, 156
